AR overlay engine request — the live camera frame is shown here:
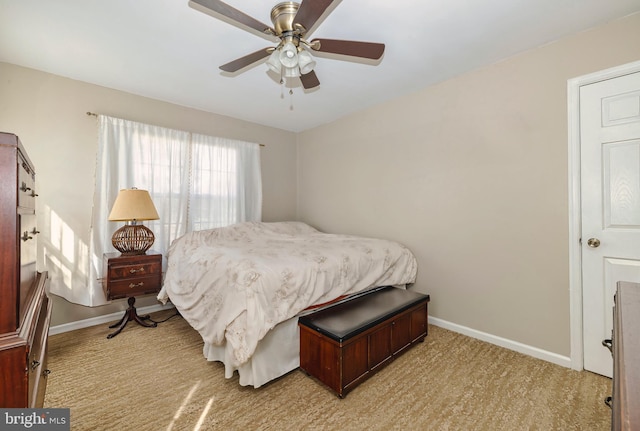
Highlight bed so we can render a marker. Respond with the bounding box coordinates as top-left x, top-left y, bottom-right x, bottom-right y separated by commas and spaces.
157, 221, 418, 387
